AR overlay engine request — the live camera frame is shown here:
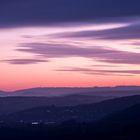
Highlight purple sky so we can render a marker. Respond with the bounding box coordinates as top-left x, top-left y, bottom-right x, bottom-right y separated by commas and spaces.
0, 0, 140, 90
